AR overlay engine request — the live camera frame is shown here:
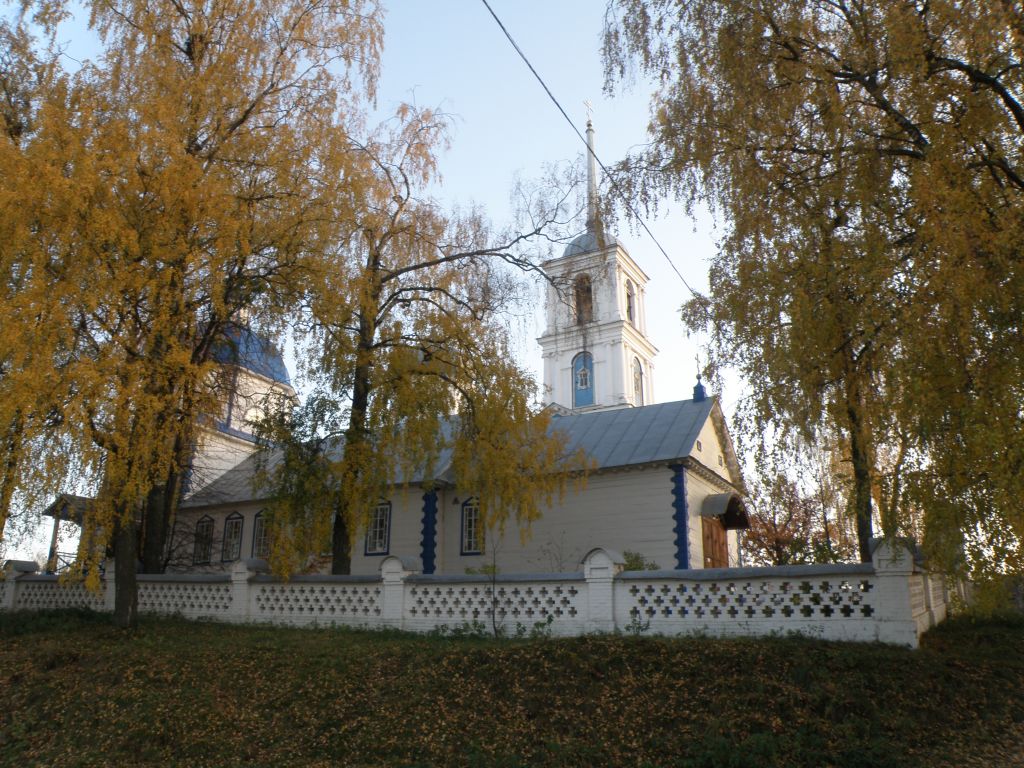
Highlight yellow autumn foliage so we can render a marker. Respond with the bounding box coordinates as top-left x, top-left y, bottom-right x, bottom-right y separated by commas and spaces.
606, 0, 1024, 575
